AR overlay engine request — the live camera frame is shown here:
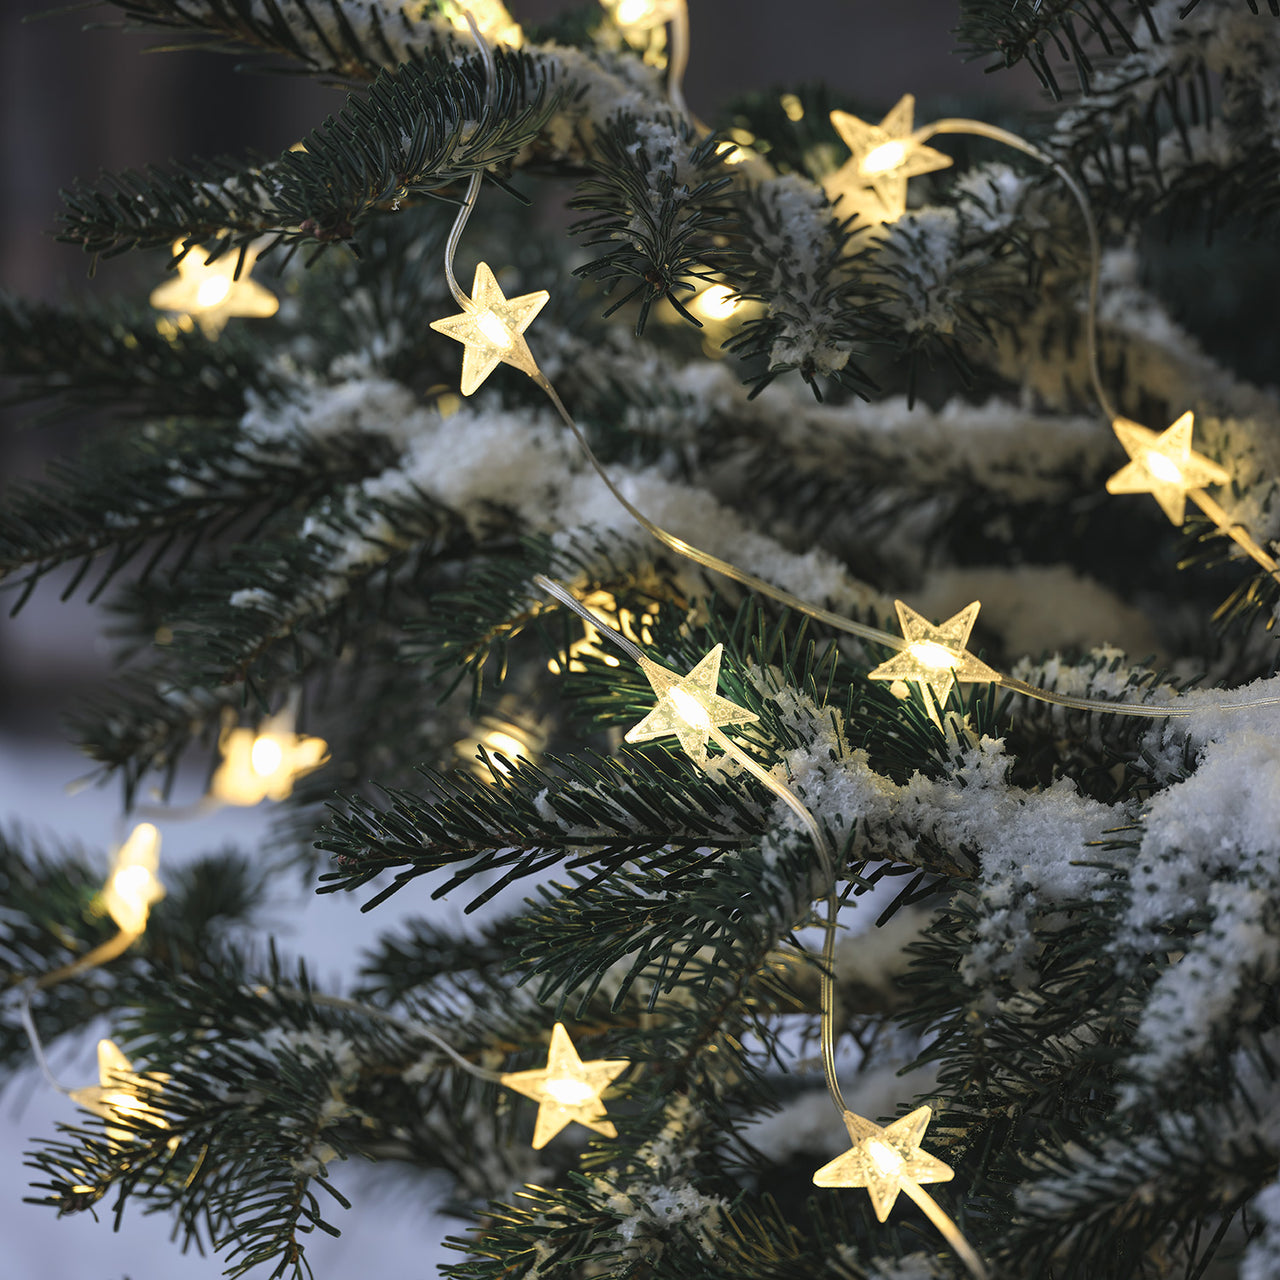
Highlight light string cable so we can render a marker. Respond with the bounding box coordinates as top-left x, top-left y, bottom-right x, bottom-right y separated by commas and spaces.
431, 31, 1279, 721
912, 118, 1280, 585
16, 982, 74, 1095
444, 8, 499, 311
534, 573, 844, 1115
666, 0, 690, 117
262, 986, 507, 1083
